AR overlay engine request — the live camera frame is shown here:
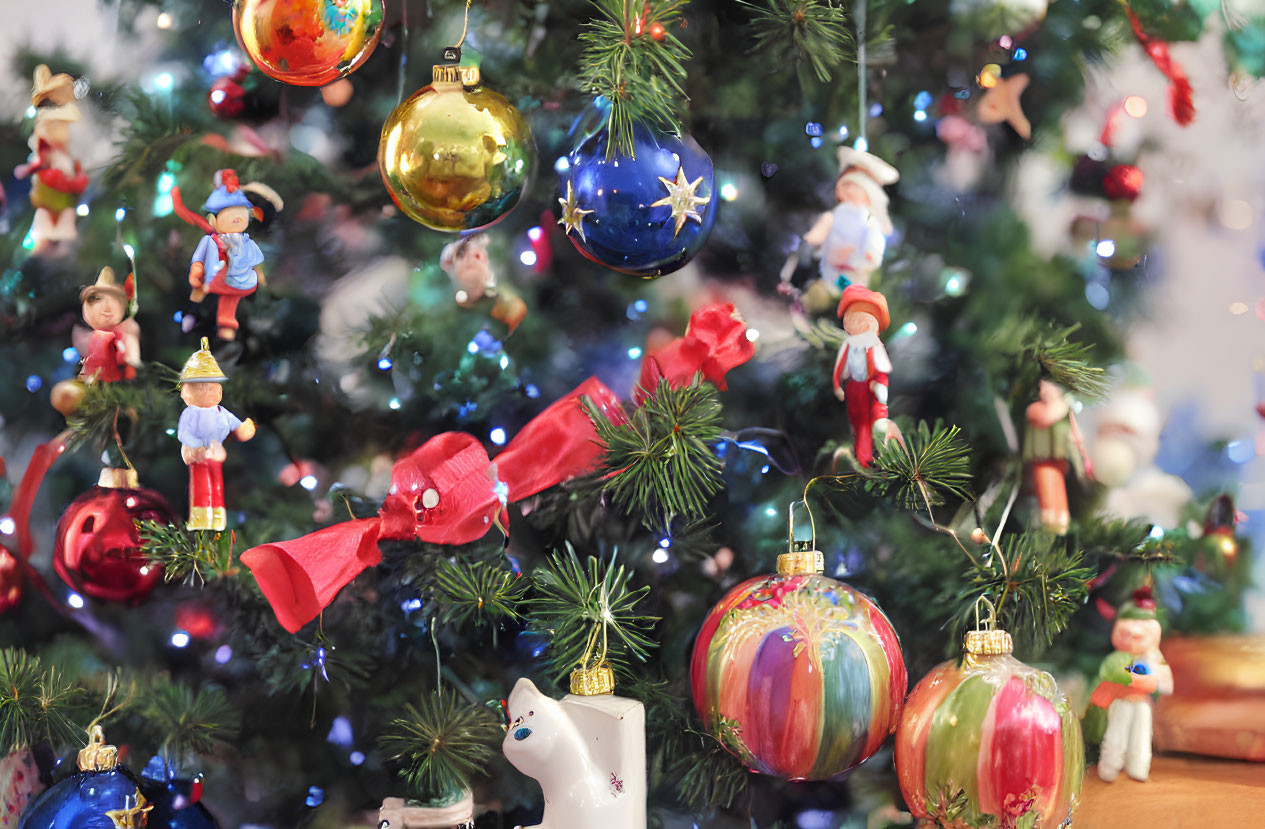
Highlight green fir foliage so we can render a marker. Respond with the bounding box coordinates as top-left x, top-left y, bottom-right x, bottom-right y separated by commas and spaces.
379, 687, 503, 802
870, 421, 974, 510
674, 728, 750, 812
139, 521, 240, 585
433, 557, 530, 630
587, 377, 725, 532
143, 675, 242, 759
0, 649, 89, 753
736, 0, 854, 84
578, 0, 693, 157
